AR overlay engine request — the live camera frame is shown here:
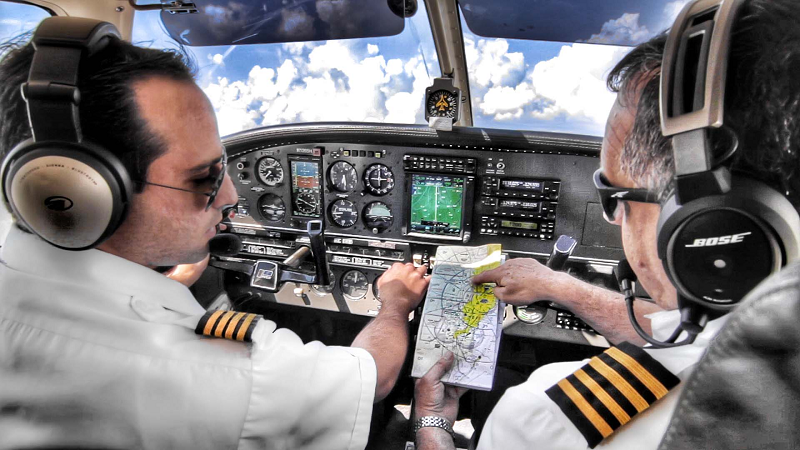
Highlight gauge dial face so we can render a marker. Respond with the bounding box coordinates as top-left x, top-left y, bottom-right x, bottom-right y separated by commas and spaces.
257, 193, 286, 222
341, 270, 369, 301
256, 157, 284, 186
295, 192, 319, 215
363, 201, 393, 232
329, 161, 358, 193
330, 199, 358, 228
372, 276, 381, 302
363, 164, 395, 196
427, 89, 458, 119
